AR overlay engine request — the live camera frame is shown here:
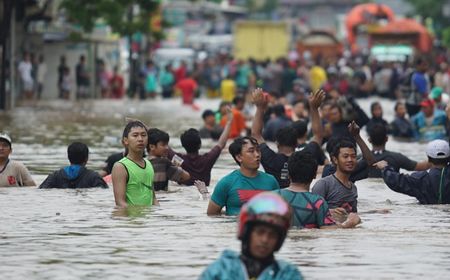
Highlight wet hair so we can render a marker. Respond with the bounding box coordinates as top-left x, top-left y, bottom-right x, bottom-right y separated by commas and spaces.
288, 150, 318, 184
233, 96, 244, 106
122, 121, 147, 139
148, 128, 169, 146
180, 128, 201, 153
394, 101, 404, 112
415, 56, 425, 66
275, 127, 298, 148
228, 136, 258, 166
291, 120, 308, 139
272, 104, 286, 117
369, 124, 387, 146
428, 157, 450, 165
202, 109, 215, 120
331, 140, 356, 161
370, 101, 381, 113
330, 103, 342, 112
67, 142, 89, 165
